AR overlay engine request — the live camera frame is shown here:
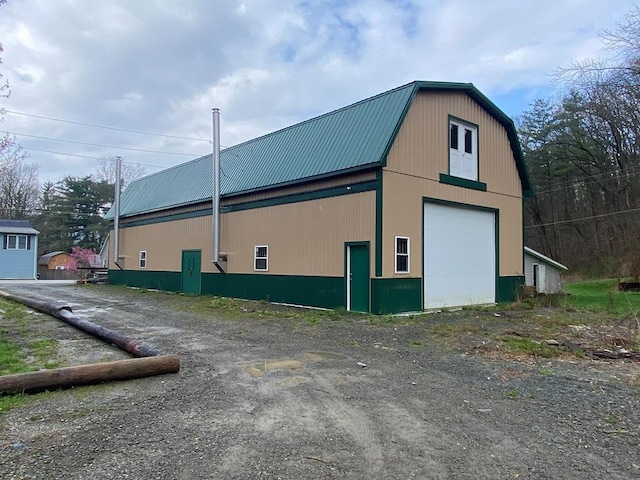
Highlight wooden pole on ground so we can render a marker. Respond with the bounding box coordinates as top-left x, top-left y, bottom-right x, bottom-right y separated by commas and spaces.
0, 291, 161, 357
0, 355, 180, 395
